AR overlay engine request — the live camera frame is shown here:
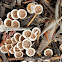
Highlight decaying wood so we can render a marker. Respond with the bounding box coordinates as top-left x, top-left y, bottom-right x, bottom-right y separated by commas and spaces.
1, 0, 16, 9
42, 0, 55, 13
17, 0, 21, 5
52, 41, 60, 56
53, 29, 62, 39
0, 0, 62, 61
37, 24, 59, 54
0, 6, 5, 17
40, 17, 62, 36
0, 51, 8, 62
